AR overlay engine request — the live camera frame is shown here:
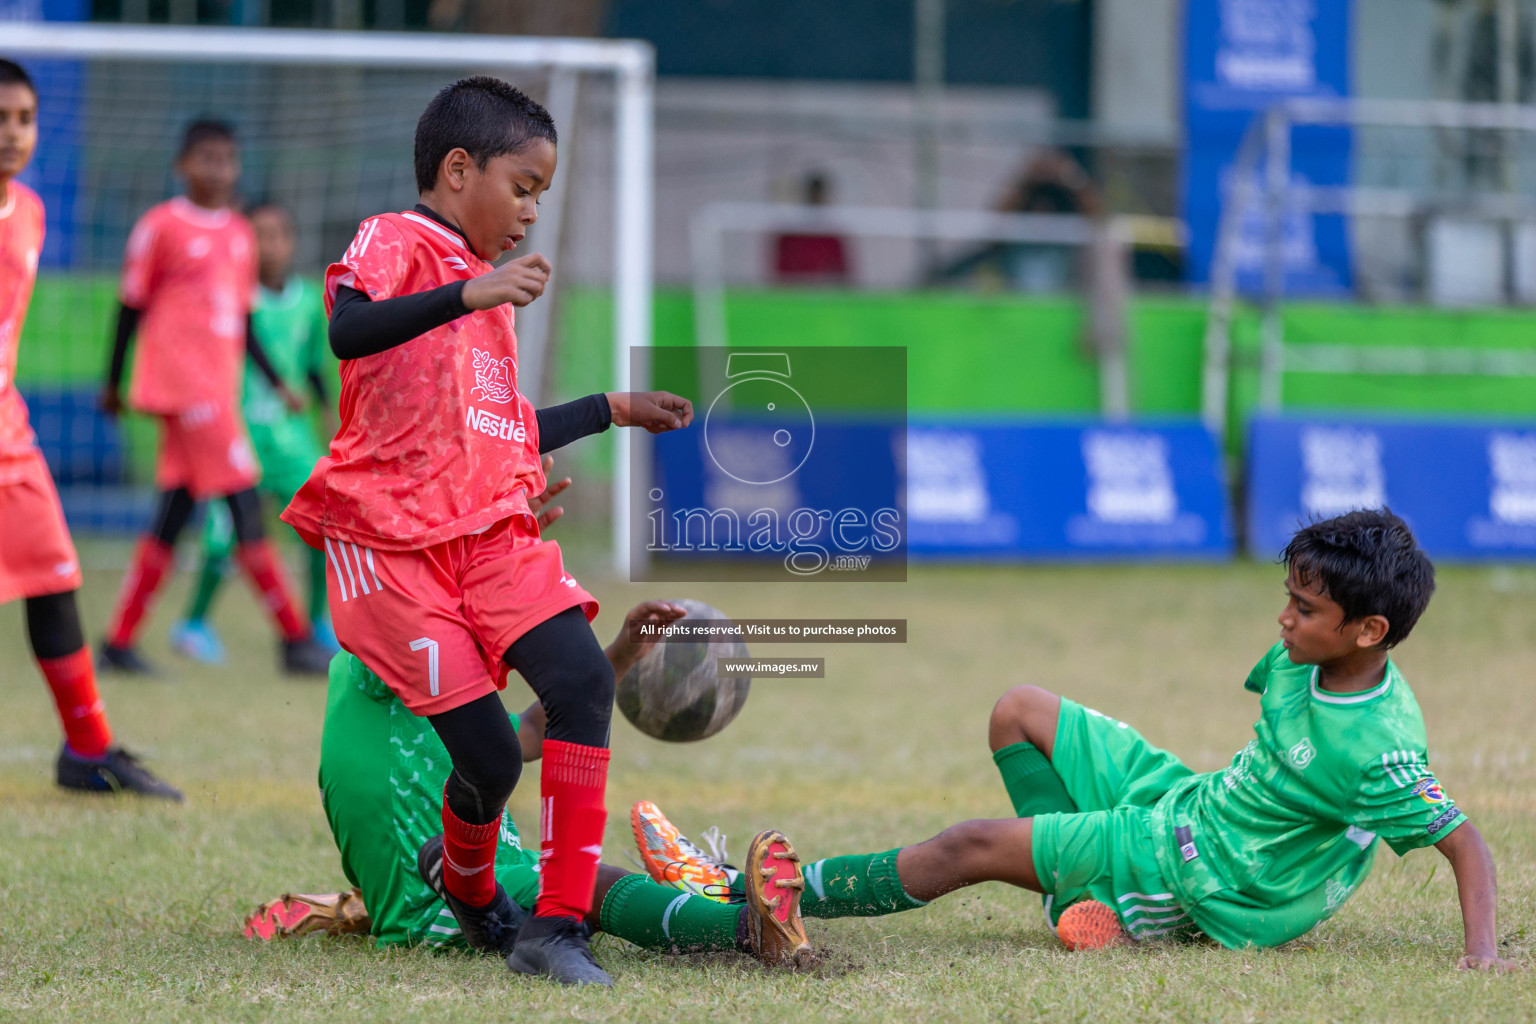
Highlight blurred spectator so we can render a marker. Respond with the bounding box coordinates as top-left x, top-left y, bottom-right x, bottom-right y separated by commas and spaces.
929, 149, 1101, 293
772, 171, 852, 285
